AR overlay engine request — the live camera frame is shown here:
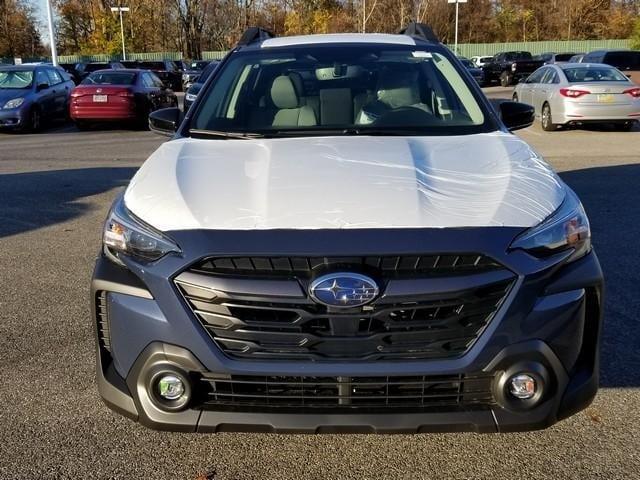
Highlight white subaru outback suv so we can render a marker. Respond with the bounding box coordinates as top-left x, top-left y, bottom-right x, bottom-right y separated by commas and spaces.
92, 24, 603, 433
